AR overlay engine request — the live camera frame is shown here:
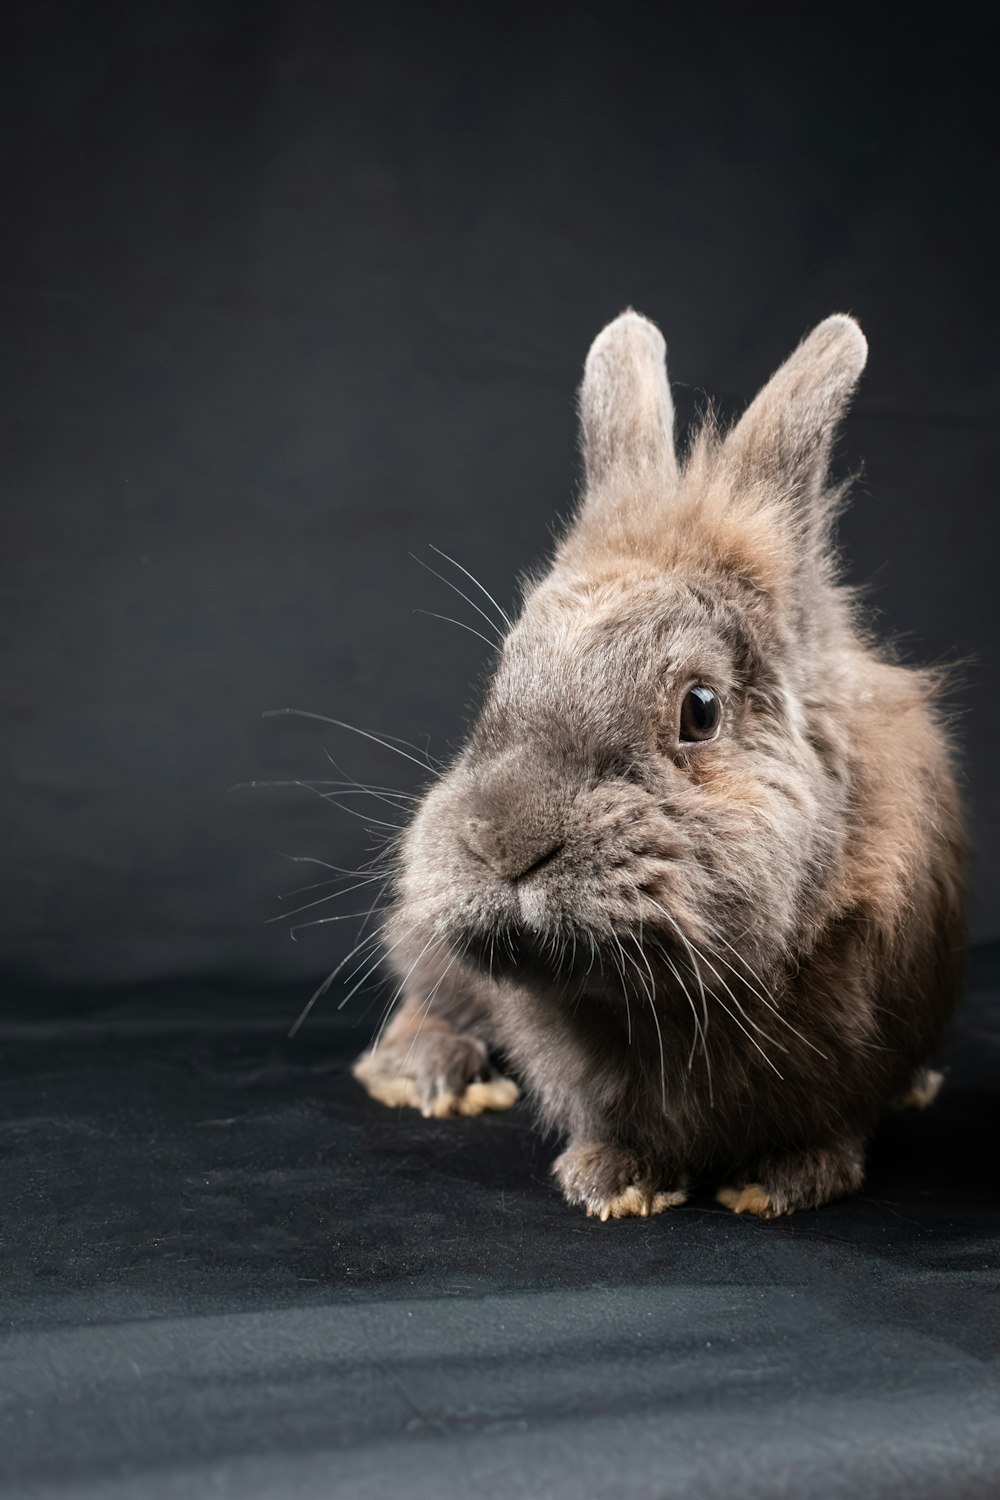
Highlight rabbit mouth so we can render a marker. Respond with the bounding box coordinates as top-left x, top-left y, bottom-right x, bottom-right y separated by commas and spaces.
453, 912, 686, 997
457, 918, 575, 984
